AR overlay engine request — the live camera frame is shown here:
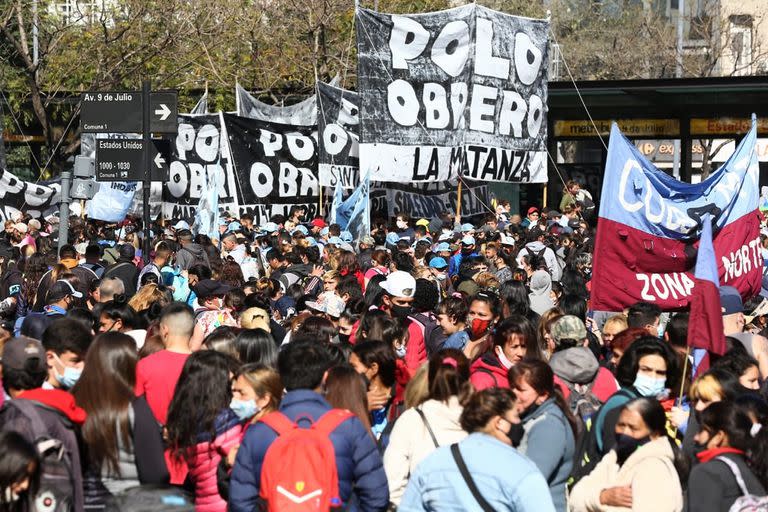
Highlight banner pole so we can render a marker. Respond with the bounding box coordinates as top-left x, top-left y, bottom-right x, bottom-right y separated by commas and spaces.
454, 180, 463, 226
542, 183, 548, 208
319, 186, 324, 218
